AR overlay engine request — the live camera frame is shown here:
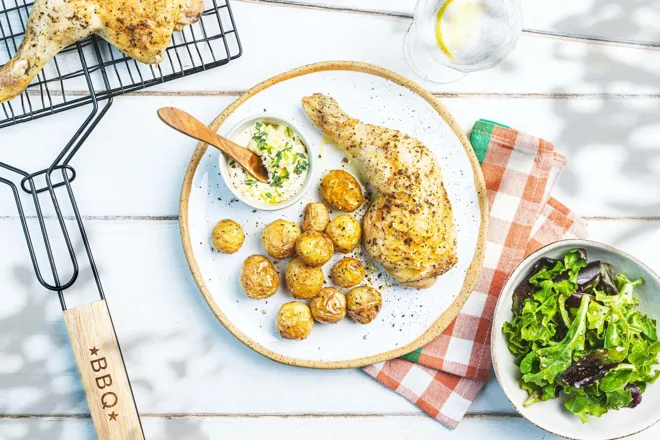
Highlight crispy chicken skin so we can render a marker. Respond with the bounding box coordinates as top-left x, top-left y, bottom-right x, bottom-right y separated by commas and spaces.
302, 94, 457, 288
0, 0, 204, 103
